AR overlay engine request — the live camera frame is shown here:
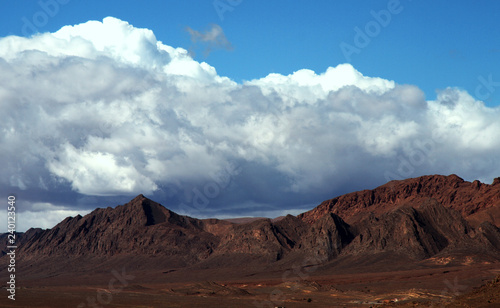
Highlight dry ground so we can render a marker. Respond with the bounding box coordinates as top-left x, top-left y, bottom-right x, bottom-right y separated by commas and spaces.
1, 263, 498, 307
